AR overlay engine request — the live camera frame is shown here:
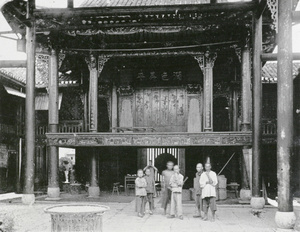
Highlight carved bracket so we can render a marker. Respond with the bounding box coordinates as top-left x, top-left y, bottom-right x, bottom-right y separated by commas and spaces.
85, 53, 98, 71
193, 55, 205, 72
267, 0, 278, 33
58, 52, 66, 69
193, 50, 217, 71
98, 55, 112, 73
231, 45, 242, 63
204, 50, 217, 68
